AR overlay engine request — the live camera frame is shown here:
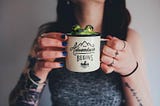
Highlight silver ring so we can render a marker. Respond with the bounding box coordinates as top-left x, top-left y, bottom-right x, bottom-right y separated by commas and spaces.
40, 33, 47, 37
115, 50, 119, 57
108, 58, 114, 66
121, 41, 126, 50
